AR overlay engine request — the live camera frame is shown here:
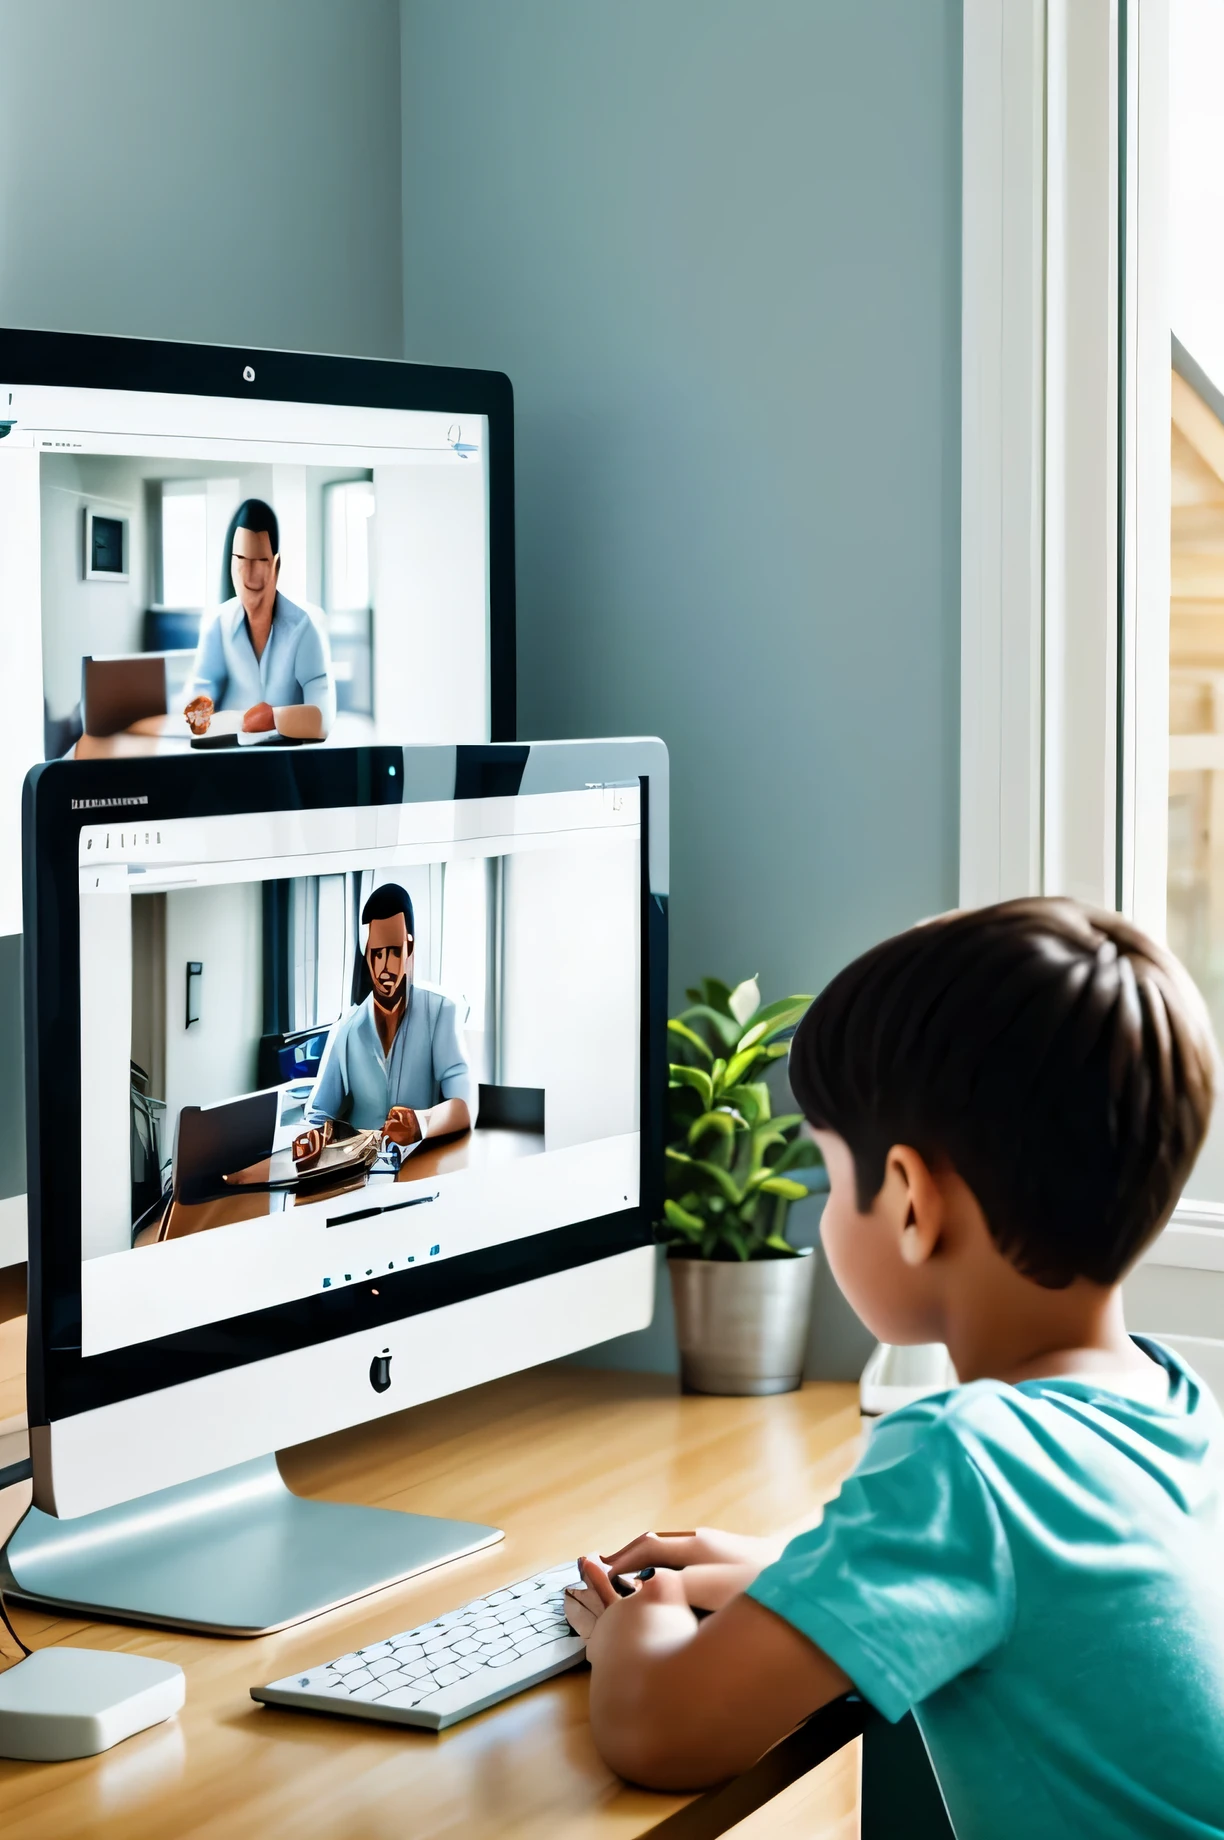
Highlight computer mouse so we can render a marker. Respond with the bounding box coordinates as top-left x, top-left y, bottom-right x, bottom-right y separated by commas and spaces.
0, 1648, 185, 1762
